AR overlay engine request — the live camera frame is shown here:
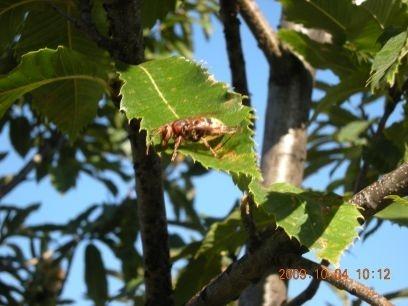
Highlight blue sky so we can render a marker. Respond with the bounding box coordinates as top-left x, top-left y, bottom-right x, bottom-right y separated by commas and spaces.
1, 0, 407, 305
